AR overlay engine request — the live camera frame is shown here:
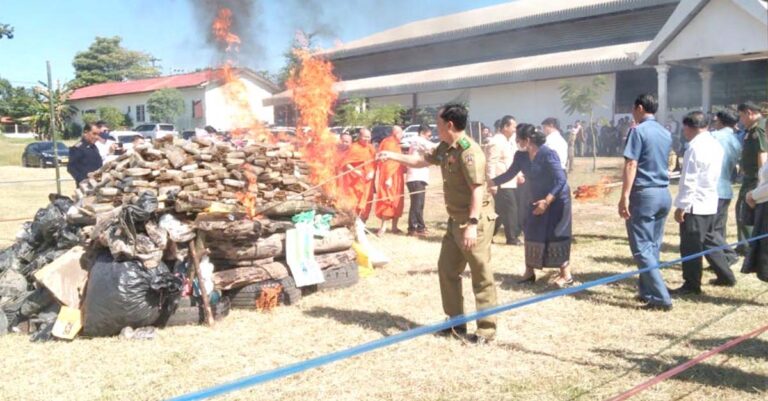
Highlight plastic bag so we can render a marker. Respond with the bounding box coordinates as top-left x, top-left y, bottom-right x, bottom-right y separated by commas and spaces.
82, 252, 181, 337
0, 268, 27, 299
0, 247, 20, 275
29, 204, 67, 246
